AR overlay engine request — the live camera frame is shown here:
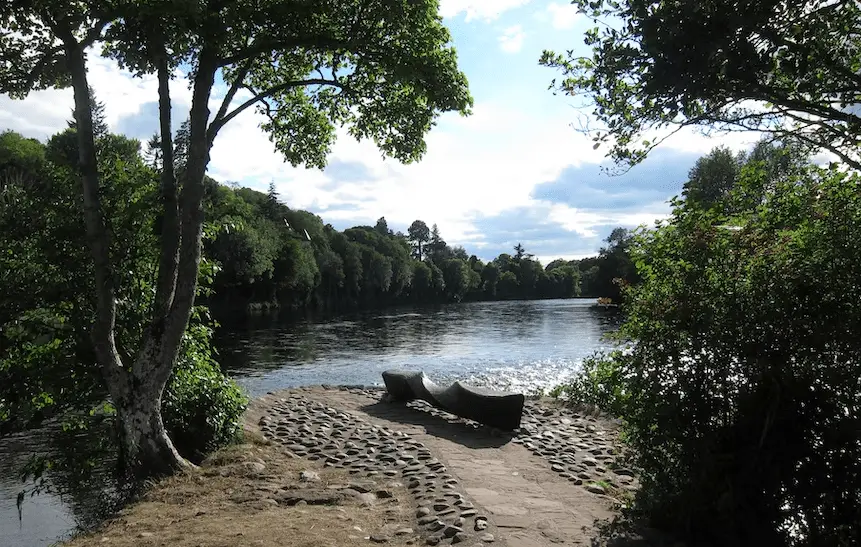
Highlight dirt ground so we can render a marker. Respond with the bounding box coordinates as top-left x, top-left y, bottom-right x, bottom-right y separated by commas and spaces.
62, 430, 420, 547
